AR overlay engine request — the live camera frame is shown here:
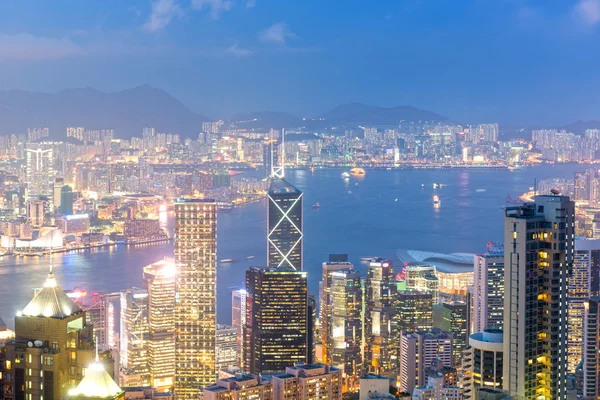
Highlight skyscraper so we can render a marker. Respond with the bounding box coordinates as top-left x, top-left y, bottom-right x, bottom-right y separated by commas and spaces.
329, 268, 363, 391
267, 179, 303, 270
473, 244, 504, 332
433, 301, 469, 367
404, 263, 439, 304
174, 199, 217, 397
143, 259, 176, 391
231, 289, 246, 367
503, 195, 575, 399
583, 297, 600, 398
393, 290, 433, 335
364, 258, 397, 377
569, 238, 600, 374
244, 266, 308, 373
60, 185, 74, 215
320, 256, 354, 364
25, 144, 55, 201
461, 329, 504, 400
119, 288, 149, 385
